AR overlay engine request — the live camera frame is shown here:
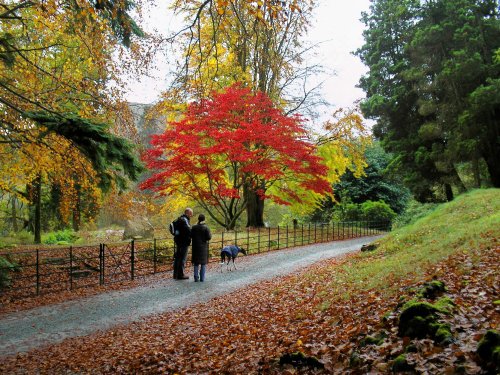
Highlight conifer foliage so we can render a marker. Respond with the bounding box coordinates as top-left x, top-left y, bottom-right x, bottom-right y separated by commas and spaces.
140, 84, 331, 229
